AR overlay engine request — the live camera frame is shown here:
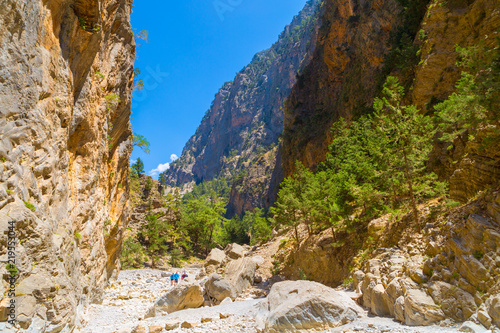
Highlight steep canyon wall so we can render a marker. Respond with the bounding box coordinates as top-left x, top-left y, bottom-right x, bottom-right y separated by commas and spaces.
0, 0, 135, 329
